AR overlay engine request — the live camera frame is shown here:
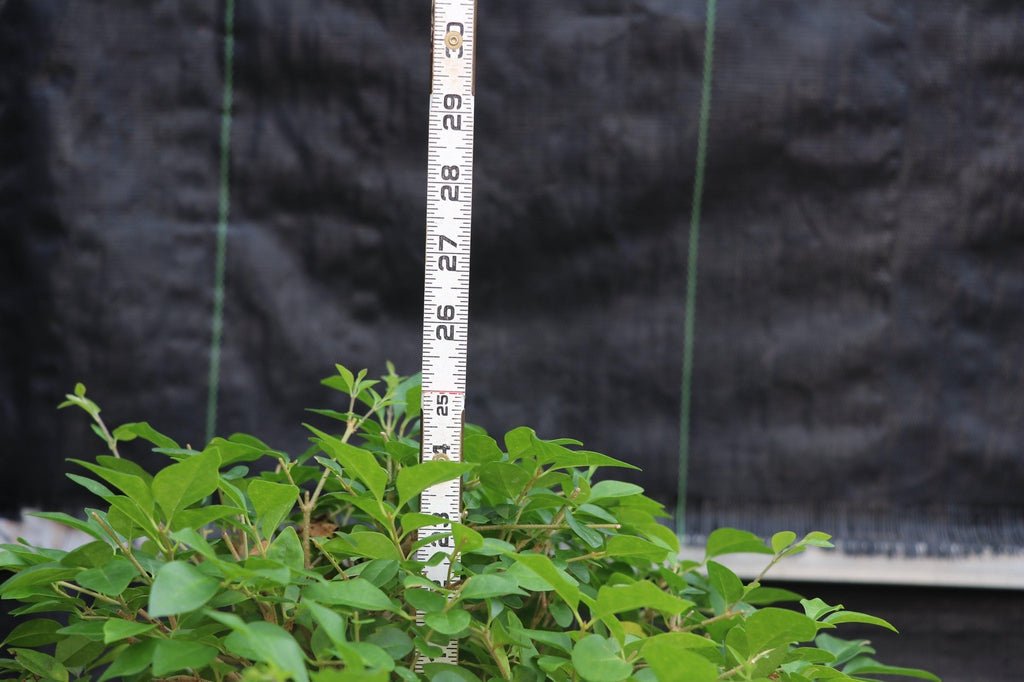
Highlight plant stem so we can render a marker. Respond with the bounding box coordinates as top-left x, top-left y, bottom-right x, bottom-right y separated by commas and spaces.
566, 551, 606, 563
473, 626, 512, 680
300, 467, 333, 568
221, 531, 242, 561
755, 554, 784, 583
89, 512, 153, 584
55, 581, 120, 606
136, 606, 173, 634
680, 610, 737, 633
313, 539, 349, 579
93, 413, 120, 458
719, 648, 775, 679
